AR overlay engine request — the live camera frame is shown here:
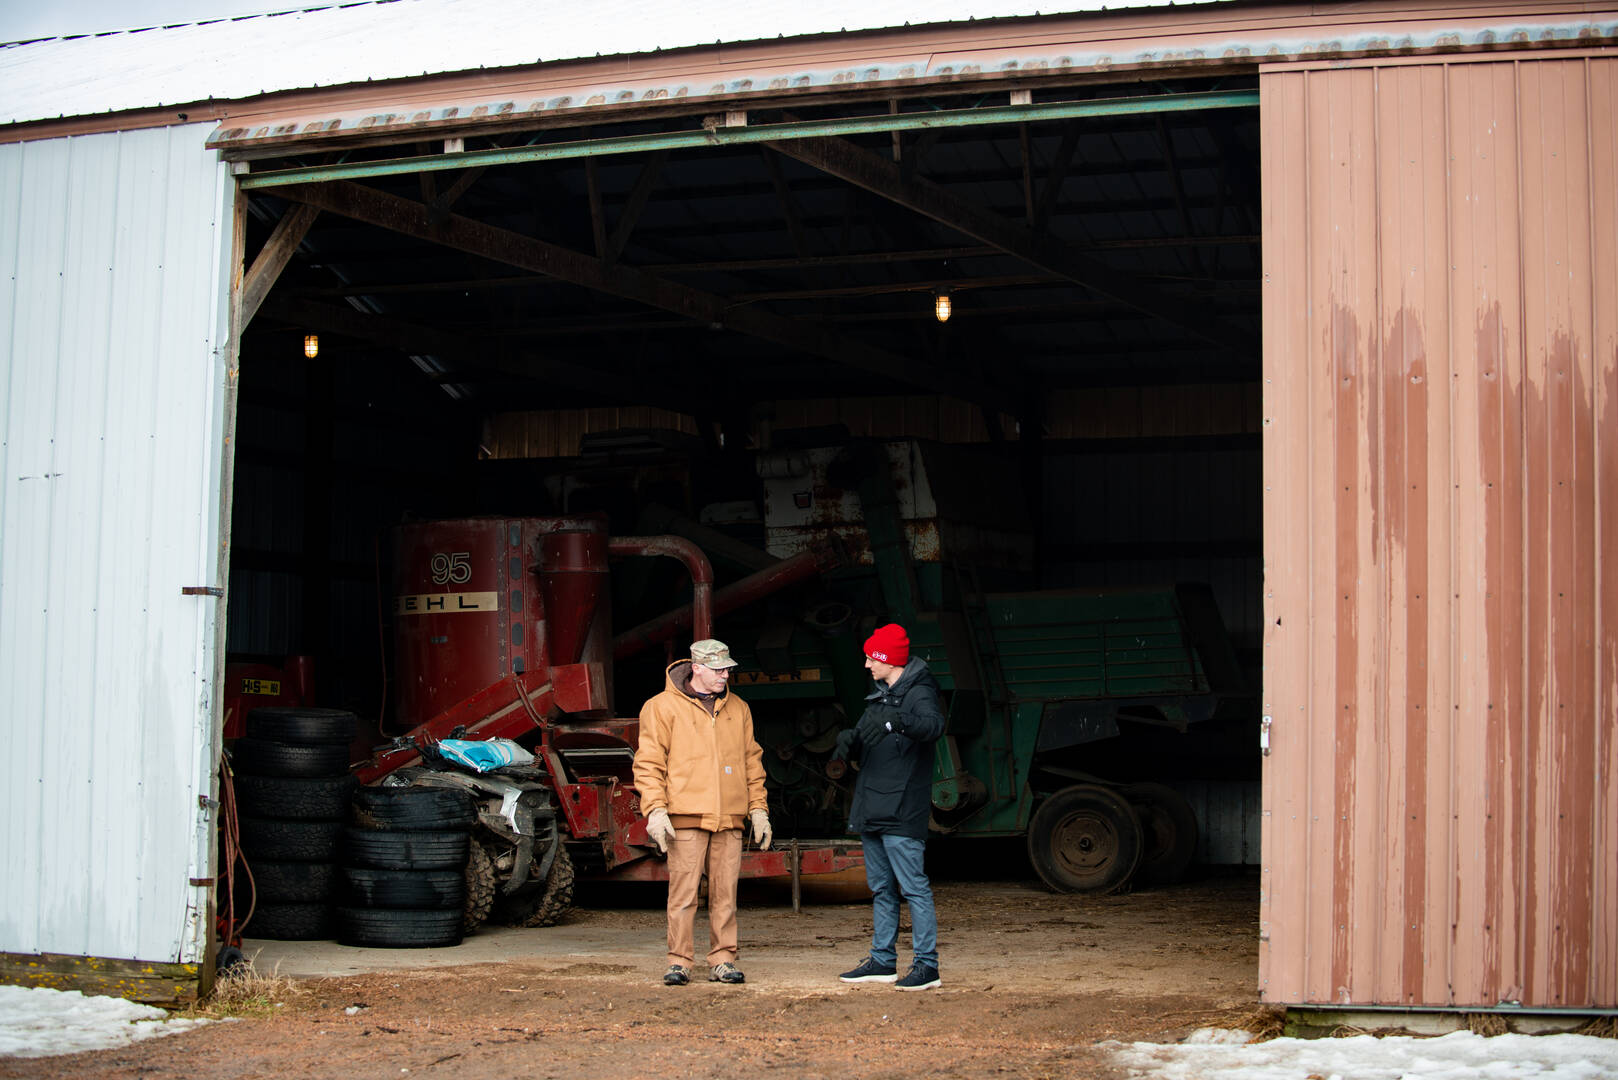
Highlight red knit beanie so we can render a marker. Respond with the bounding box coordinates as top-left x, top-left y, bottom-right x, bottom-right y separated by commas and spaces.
863, 623, 910, 666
